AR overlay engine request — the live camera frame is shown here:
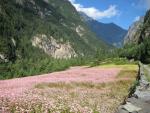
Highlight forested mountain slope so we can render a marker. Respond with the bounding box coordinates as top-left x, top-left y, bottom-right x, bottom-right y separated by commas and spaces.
0, 0, 110, 79
120, 10, 150, 63
0, 0, 109, 62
